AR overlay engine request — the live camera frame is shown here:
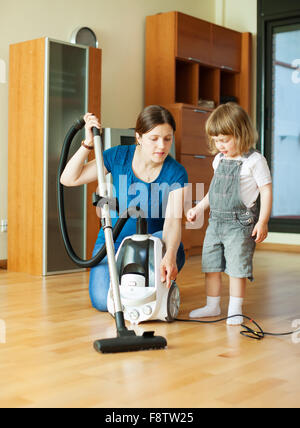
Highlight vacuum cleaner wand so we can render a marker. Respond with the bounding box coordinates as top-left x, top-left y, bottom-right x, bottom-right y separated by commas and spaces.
91, 127, 167, 353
